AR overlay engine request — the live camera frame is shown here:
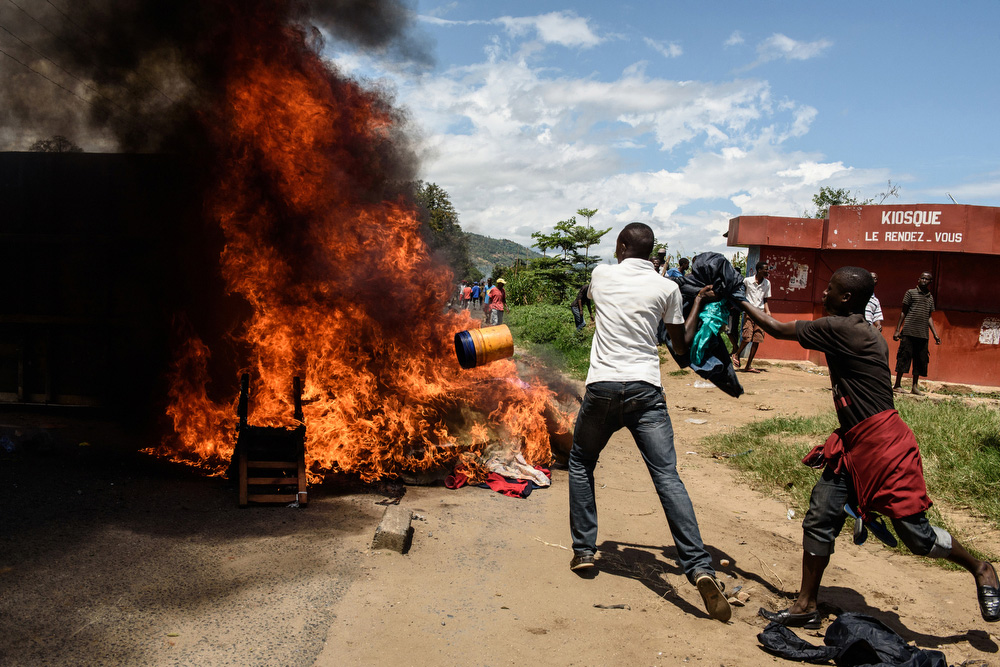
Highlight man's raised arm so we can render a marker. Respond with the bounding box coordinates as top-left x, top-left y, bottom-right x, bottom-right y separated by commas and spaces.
739, 300, 798, 341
